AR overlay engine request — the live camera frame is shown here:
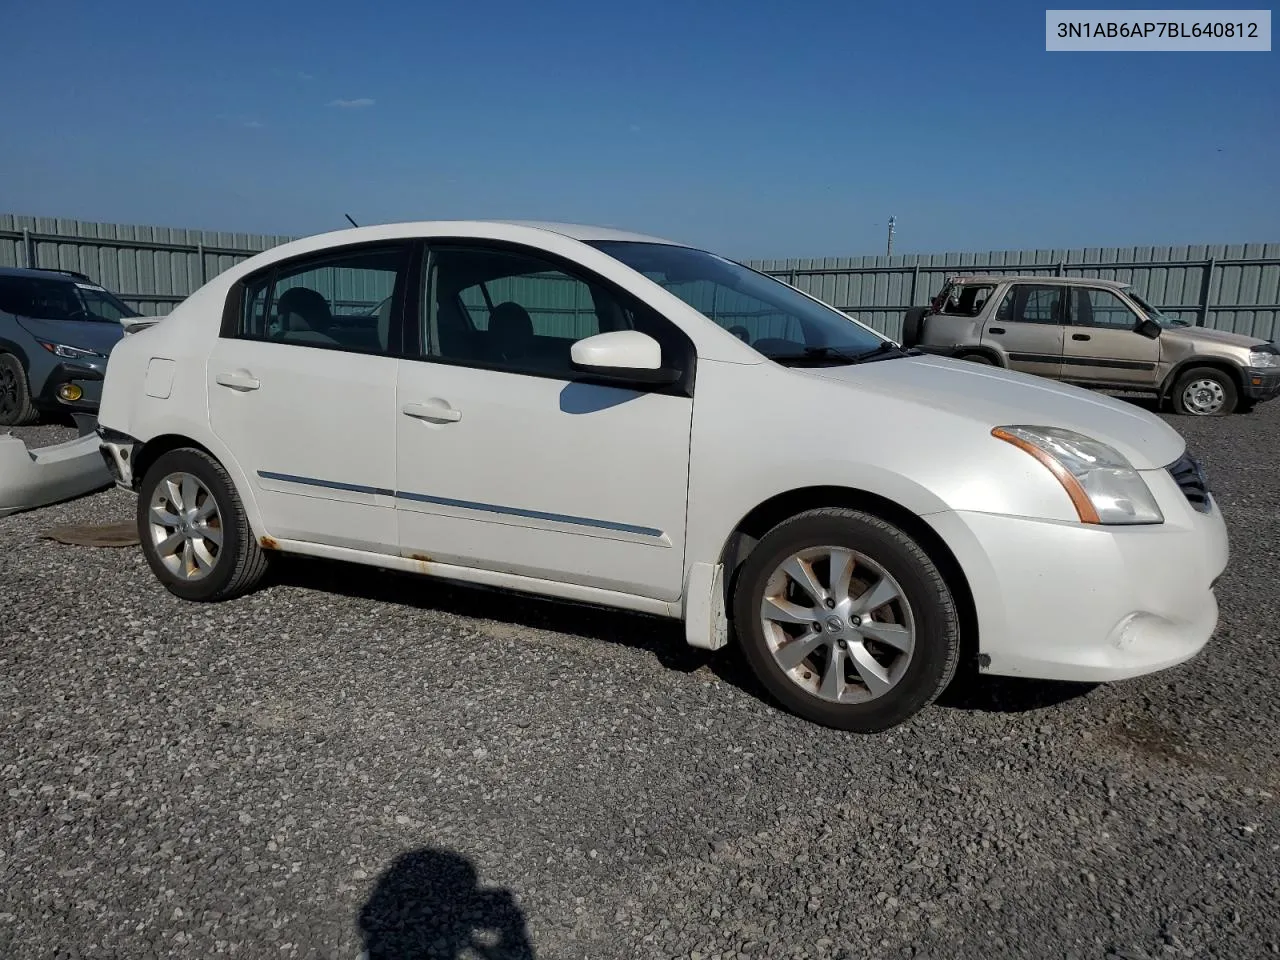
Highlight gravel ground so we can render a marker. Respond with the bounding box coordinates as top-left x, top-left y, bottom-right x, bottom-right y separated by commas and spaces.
4, 422, 82, 449
2, 401, 1278, 960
